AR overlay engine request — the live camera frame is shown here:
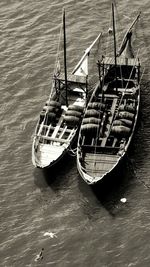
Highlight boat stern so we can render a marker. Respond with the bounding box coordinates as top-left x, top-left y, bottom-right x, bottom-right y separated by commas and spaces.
77, 150, 121, 185
32, 143, 67, 168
